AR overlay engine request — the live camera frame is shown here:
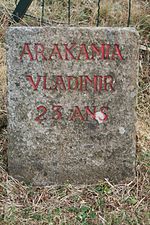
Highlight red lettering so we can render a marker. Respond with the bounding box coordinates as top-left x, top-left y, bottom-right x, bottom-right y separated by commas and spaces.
105, 44, 110, 59
85, 76, 93, 91
76, 44, 89, 60
67, 76, 78, 91
69, 106, 84, 121
85, 106, 96, 120
91, 43, 105, 60
43, 75, 48, 90
35, 105, 47, 123
43, 75, 54, 90
20, 43, 34, 61
52, 105, 62, 120
93, 75, 98, 92
55, 76, 66, 91
79, 76, 83, 91
104, 75, 114, 91
84, 75, 101, 92
35, 43, 47, 61
111, 44, 124, 60
99, 106, 108, 121
49, 44, 63, 60
26, 75, 41, 90
20, 43, 124, 62
99, 76, 103, 92
64, 43, 76, 60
